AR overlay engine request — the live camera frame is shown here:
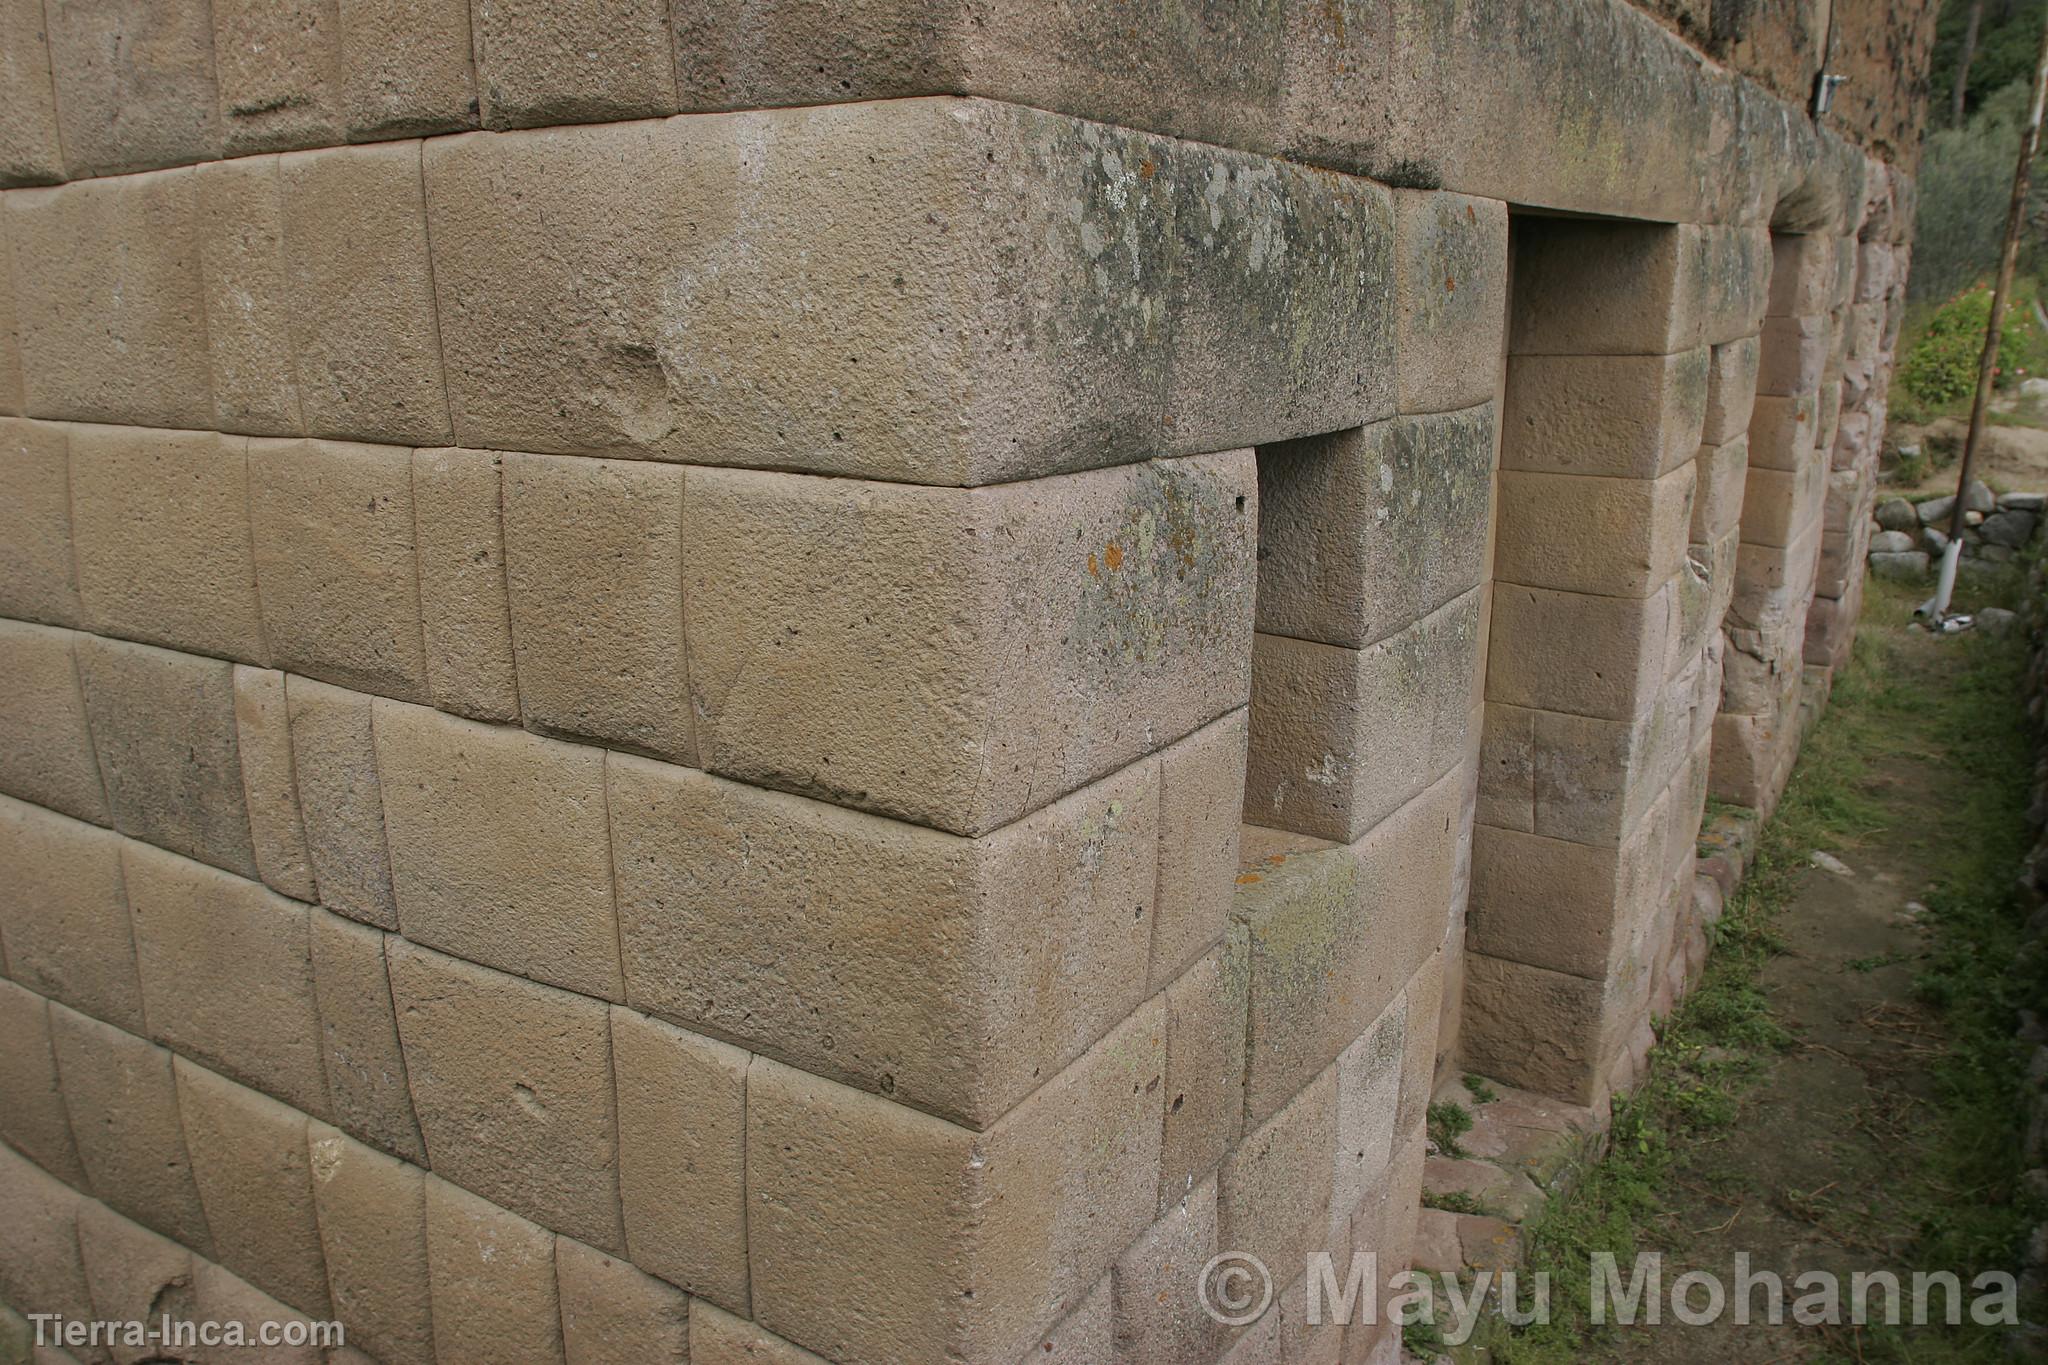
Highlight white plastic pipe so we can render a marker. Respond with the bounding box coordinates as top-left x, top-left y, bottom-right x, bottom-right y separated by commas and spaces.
1927, 538, 1964, 620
